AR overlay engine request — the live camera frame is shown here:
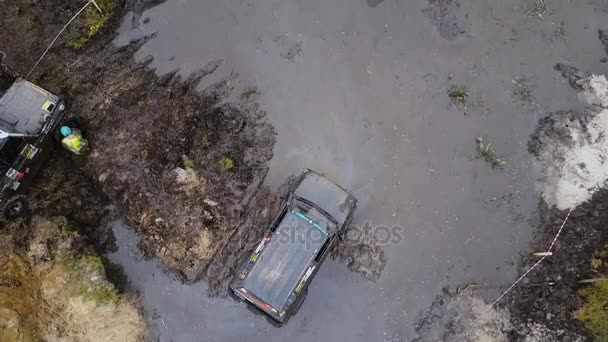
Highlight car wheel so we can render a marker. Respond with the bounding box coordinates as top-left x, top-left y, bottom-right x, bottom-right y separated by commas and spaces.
1, 195, 29, 221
